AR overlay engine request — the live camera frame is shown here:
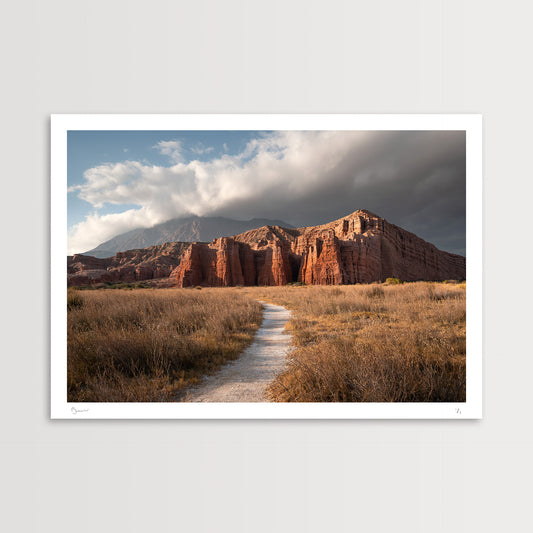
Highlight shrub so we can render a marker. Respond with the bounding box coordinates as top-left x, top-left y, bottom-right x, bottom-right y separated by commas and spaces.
67, 291, 84, 311
366, 285, 385, 299
385, 277, 403, 285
